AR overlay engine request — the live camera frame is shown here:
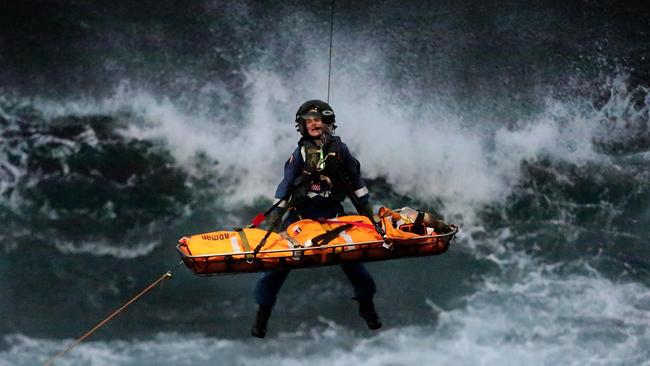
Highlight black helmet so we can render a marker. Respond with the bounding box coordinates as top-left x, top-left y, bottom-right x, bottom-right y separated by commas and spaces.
295, 100, 336, 125
295, 100, 336, 137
